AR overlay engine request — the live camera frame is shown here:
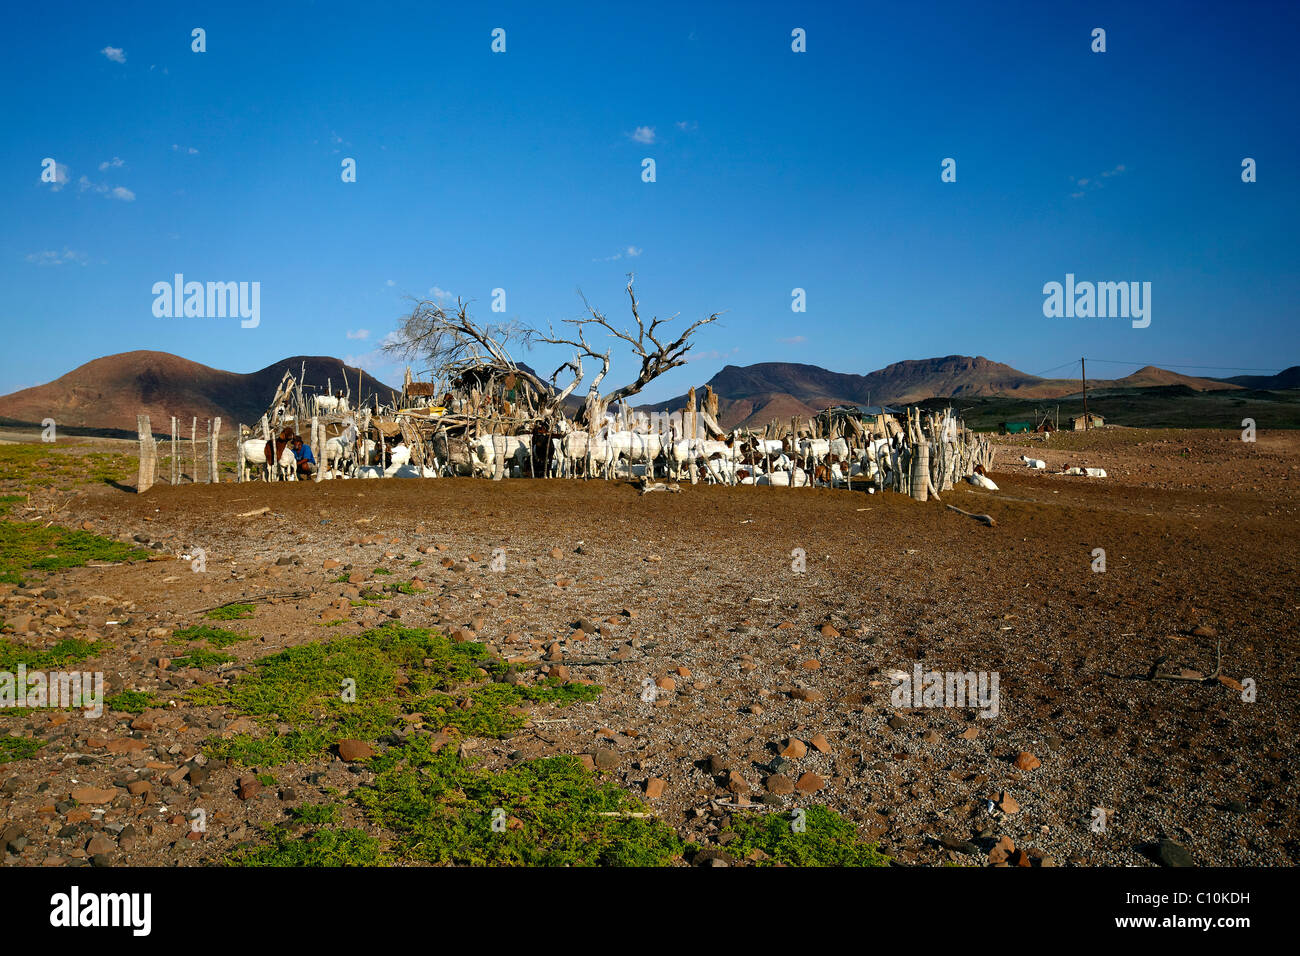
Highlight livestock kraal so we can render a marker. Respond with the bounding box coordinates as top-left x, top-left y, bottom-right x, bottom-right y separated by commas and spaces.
134, 402, 997, 504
